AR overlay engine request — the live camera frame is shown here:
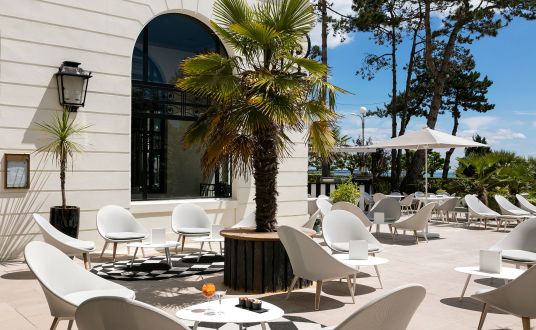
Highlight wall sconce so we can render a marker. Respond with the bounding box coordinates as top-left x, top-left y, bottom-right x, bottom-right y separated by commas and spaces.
55, 61, 92, 111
